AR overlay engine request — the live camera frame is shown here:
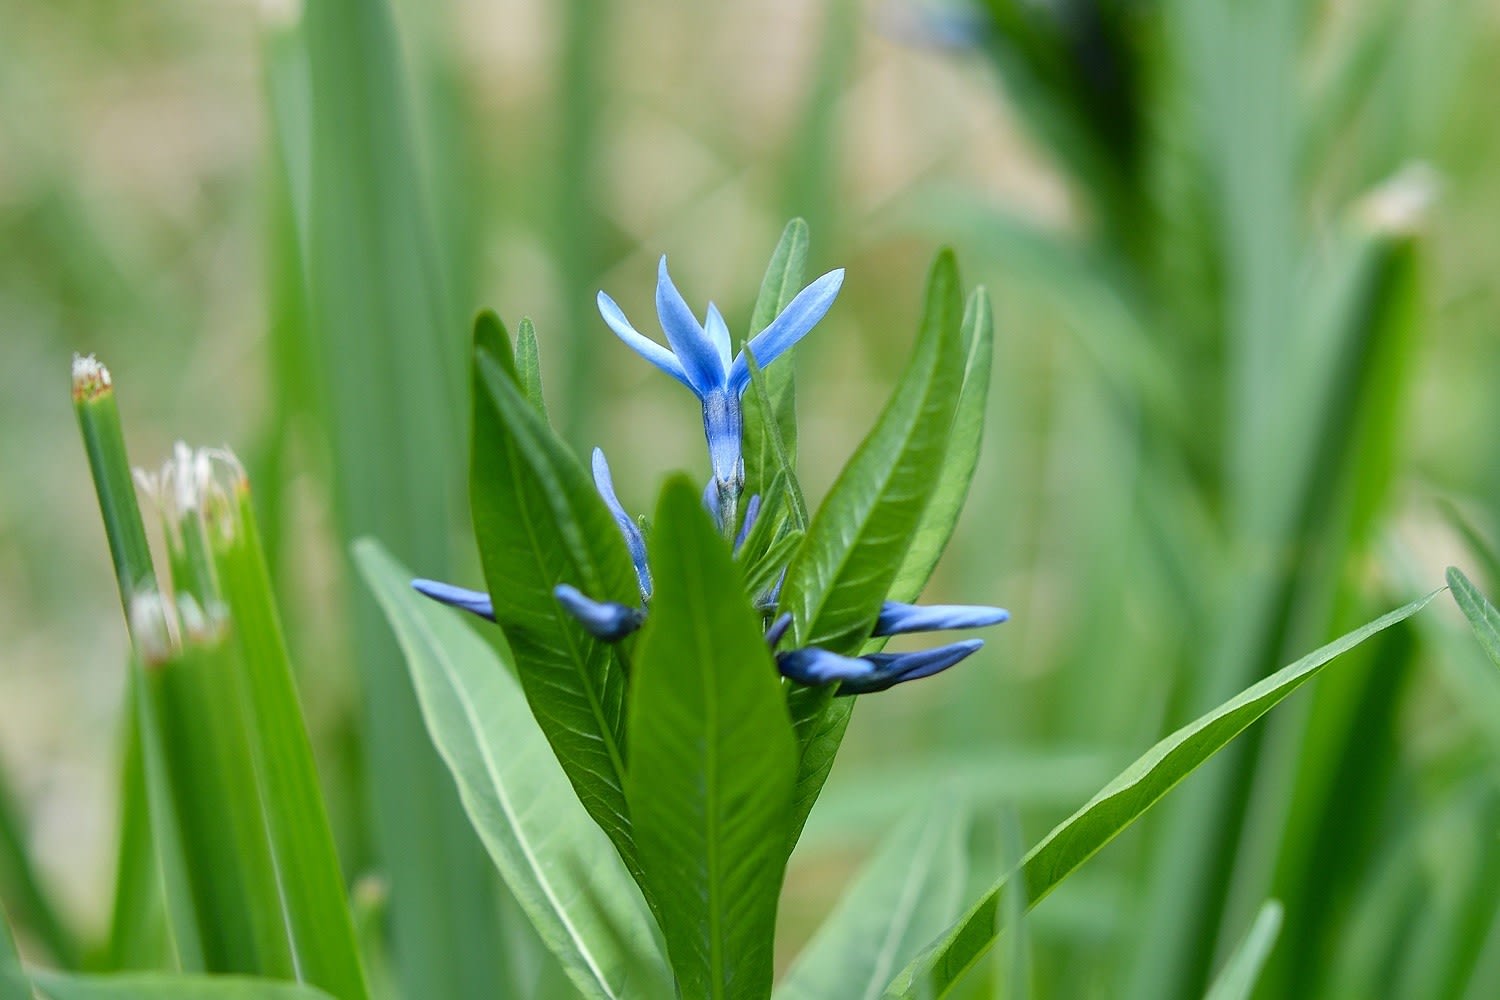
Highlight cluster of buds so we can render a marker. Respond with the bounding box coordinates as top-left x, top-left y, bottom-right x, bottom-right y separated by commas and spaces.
415, 258, 1008, 694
